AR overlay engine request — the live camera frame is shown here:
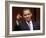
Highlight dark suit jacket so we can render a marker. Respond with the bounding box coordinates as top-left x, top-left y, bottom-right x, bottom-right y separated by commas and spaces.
13, 20, 40, 31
